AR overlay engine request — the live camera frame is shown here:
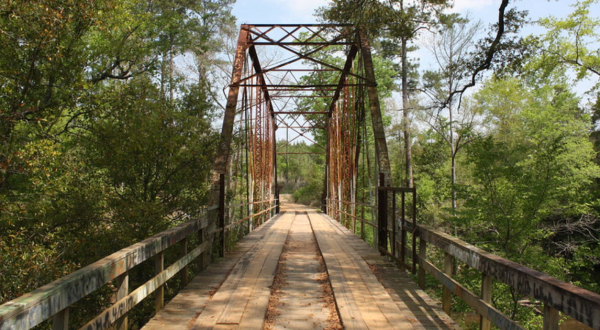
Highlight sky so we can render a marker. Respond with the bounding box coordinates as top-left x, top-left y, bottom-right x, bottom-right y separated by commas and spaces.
231, 1, 595, 27
231, 0, 599, 74
230, 0, 600, 140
